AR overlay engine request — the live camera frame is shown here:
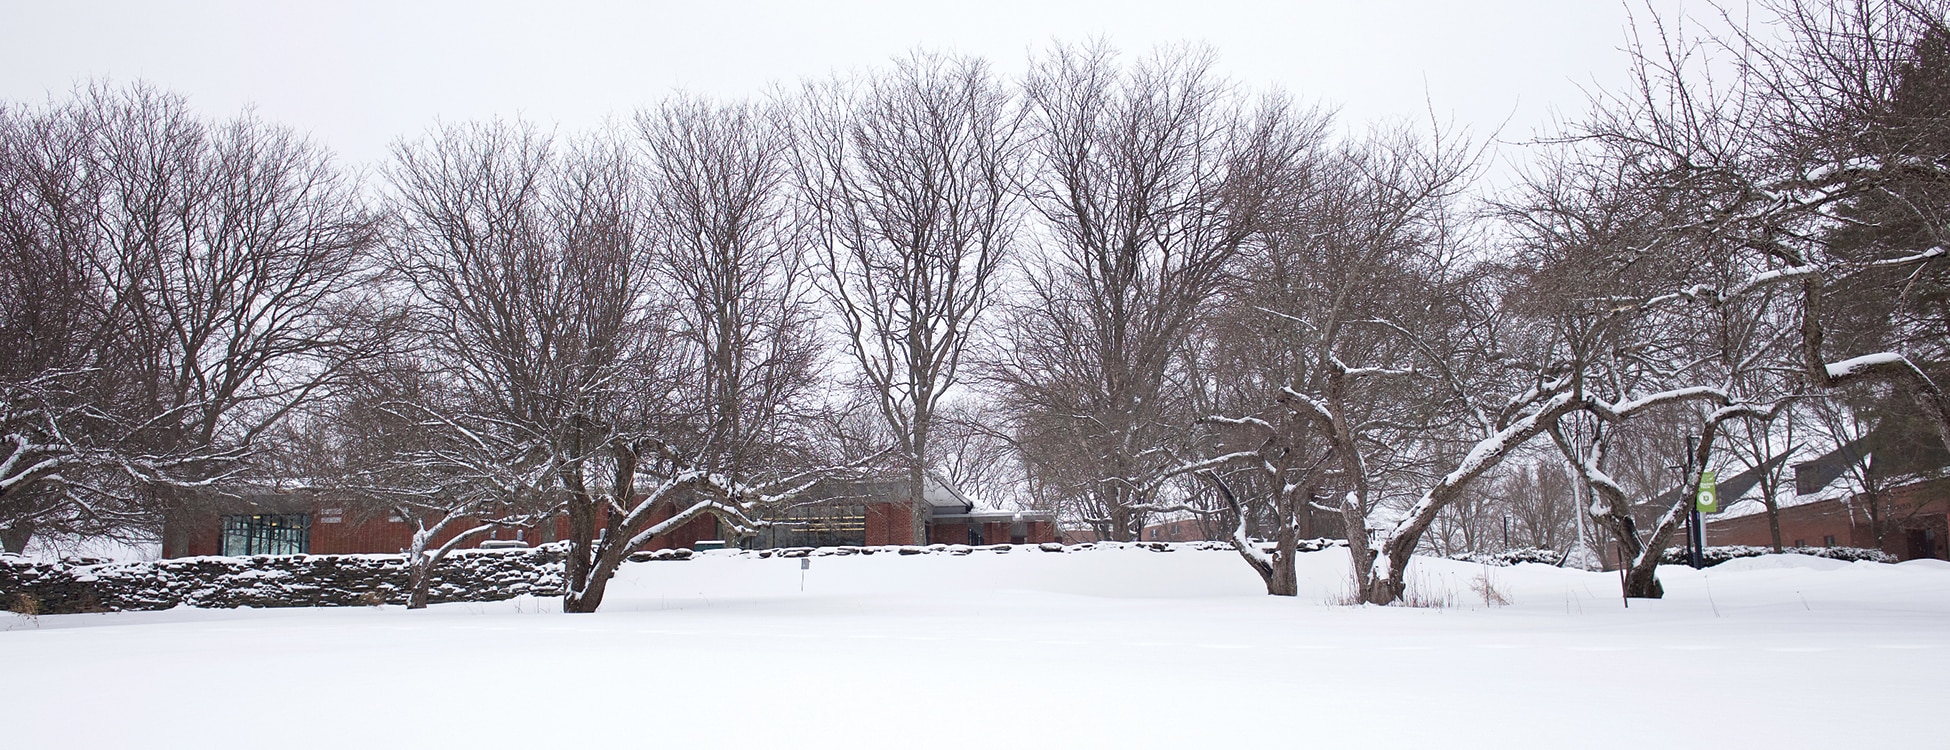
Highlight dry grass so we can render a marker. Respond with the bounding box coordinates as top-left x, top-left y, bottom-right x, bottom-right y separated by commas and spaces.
1325, 574, 1461, 608
1324, 579, 1365, 606
1471, 569, 1511, 607
1399, 575, 1455, 609
7, 593, 40, 629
